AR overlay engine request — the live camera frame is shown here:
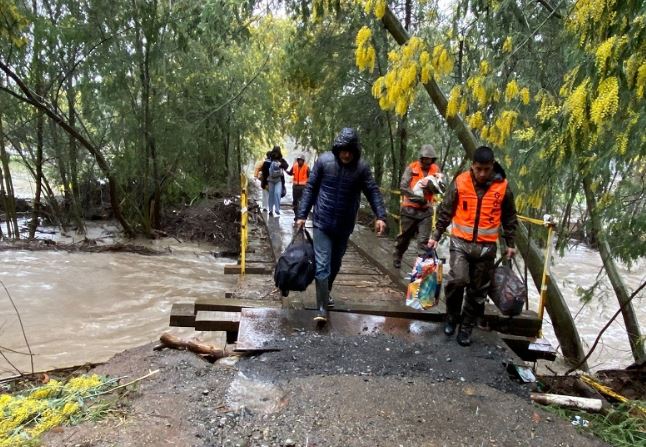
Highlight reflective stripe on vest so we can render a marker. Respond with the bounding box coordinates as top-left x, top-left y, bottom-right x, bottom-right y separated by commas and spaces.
451, 171, 508, 243
293, 163, 309, 185
401, 161, 440, 209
